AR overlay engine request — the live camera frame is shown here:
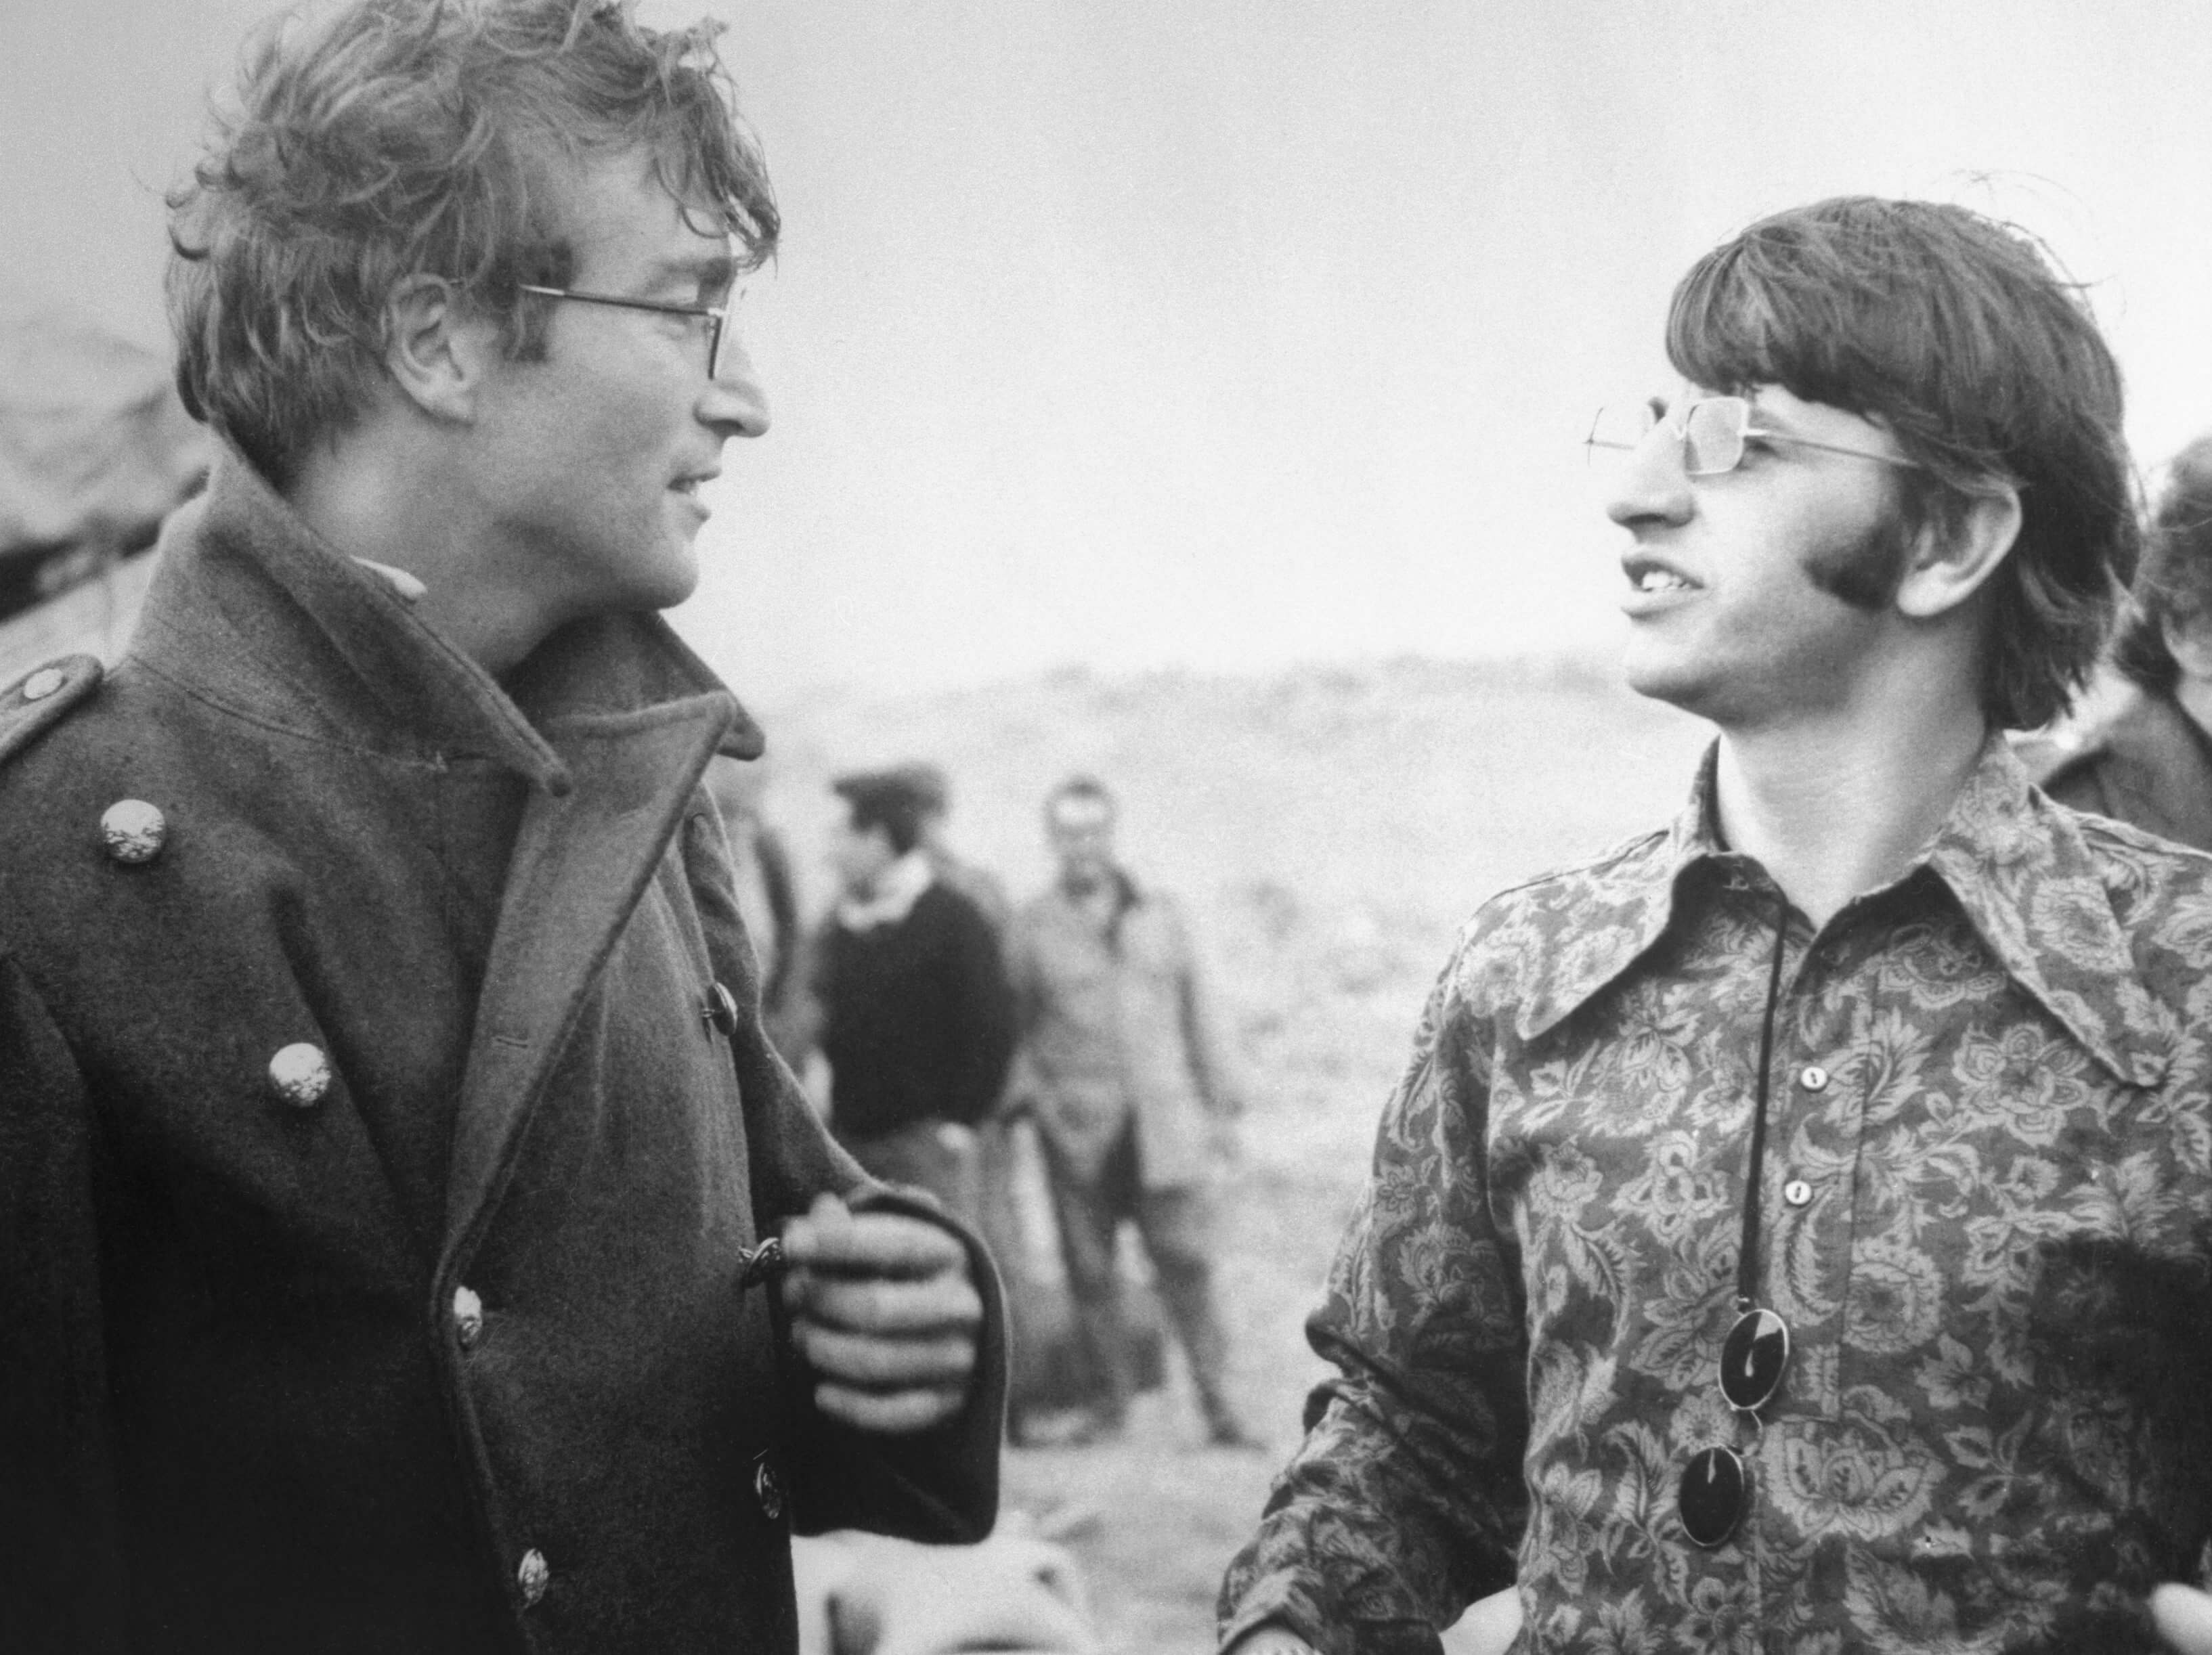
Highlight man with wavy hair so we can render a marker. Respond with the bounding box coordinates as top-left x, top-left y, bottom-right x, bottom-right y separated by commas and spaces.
1221, 198, 2212, 1654
0, 3, 1001, 1650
